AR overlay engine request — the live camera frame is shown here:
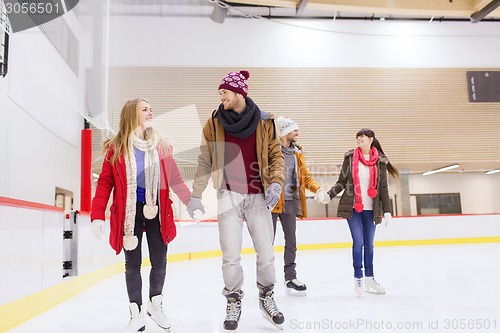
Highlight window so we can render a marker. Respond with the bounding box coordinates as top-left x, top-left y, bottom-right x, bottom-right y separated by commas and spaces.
55, 187, 73, 211
414, 193, 461, 215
